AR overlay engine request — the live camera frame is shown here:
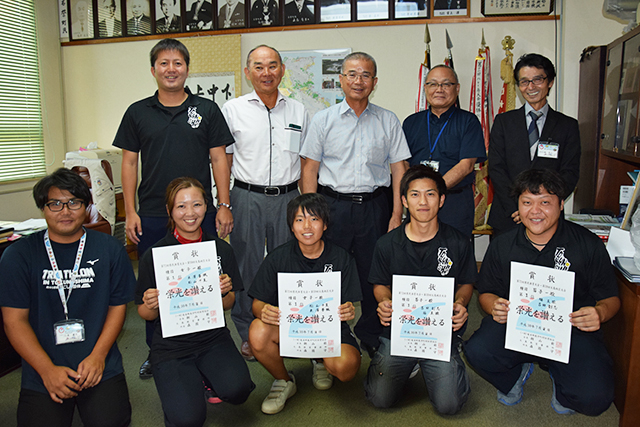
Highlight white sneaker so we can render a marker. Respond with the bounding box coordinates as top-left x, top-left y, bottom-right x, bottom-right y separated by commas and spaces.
261, 372, 296, 415
312, 360, 334, 390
